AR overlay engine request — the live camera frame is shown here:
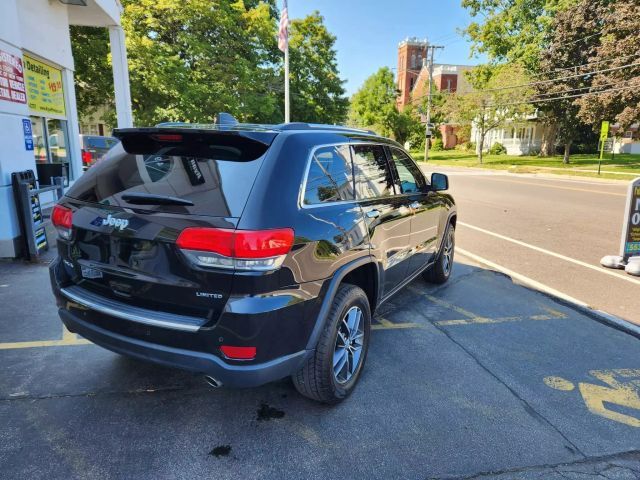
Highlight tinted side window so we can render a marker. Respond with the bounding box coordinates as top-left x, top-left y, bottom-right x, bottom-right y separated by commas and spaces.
352, 144, 395, 199
389, 148, 426, 194
303, 145, 354, 205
